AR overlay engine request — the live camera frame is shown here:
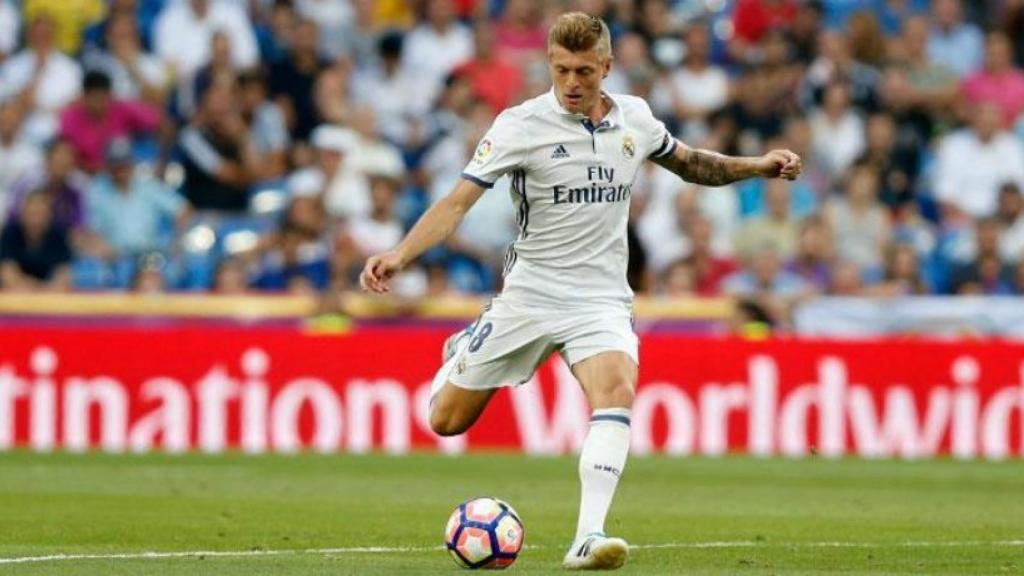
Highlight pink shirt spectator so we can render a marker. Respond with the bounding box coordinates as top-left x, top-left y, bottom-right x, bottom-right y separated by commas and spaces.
59, 100, 161, 173
962, 72, 1024, 127
495, 22, 546, 65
